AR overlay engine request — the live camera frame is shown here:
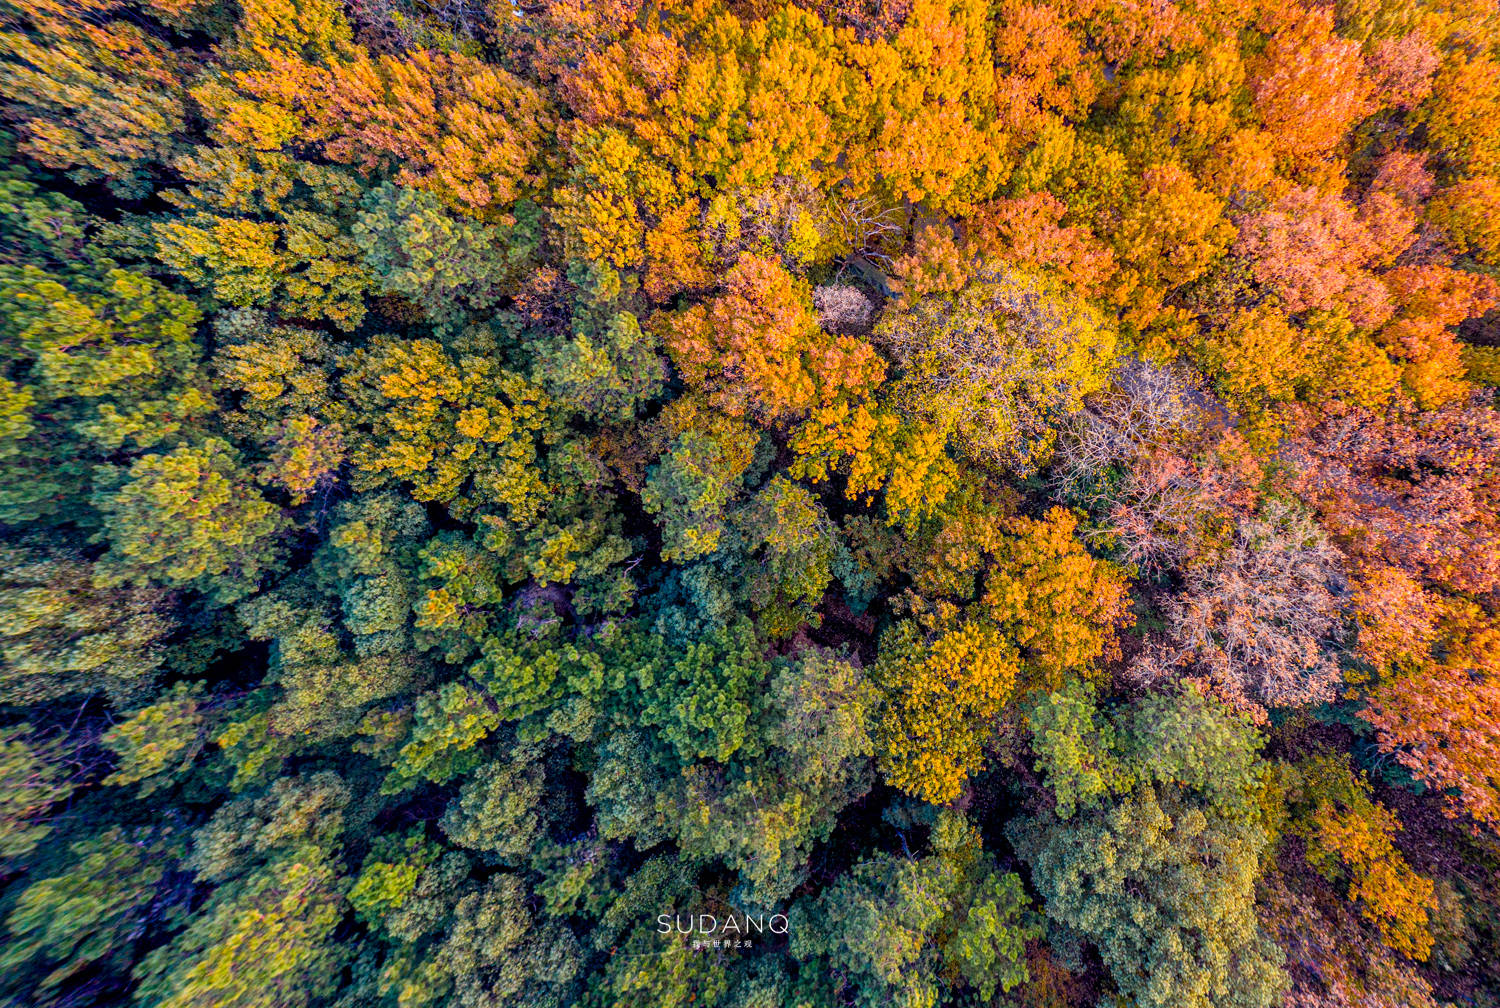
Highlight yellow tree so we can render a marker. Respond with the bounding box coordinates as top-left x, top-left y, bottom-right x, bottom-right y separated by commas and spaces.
874, 619, 1020, 804
0, 0, 188, 194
